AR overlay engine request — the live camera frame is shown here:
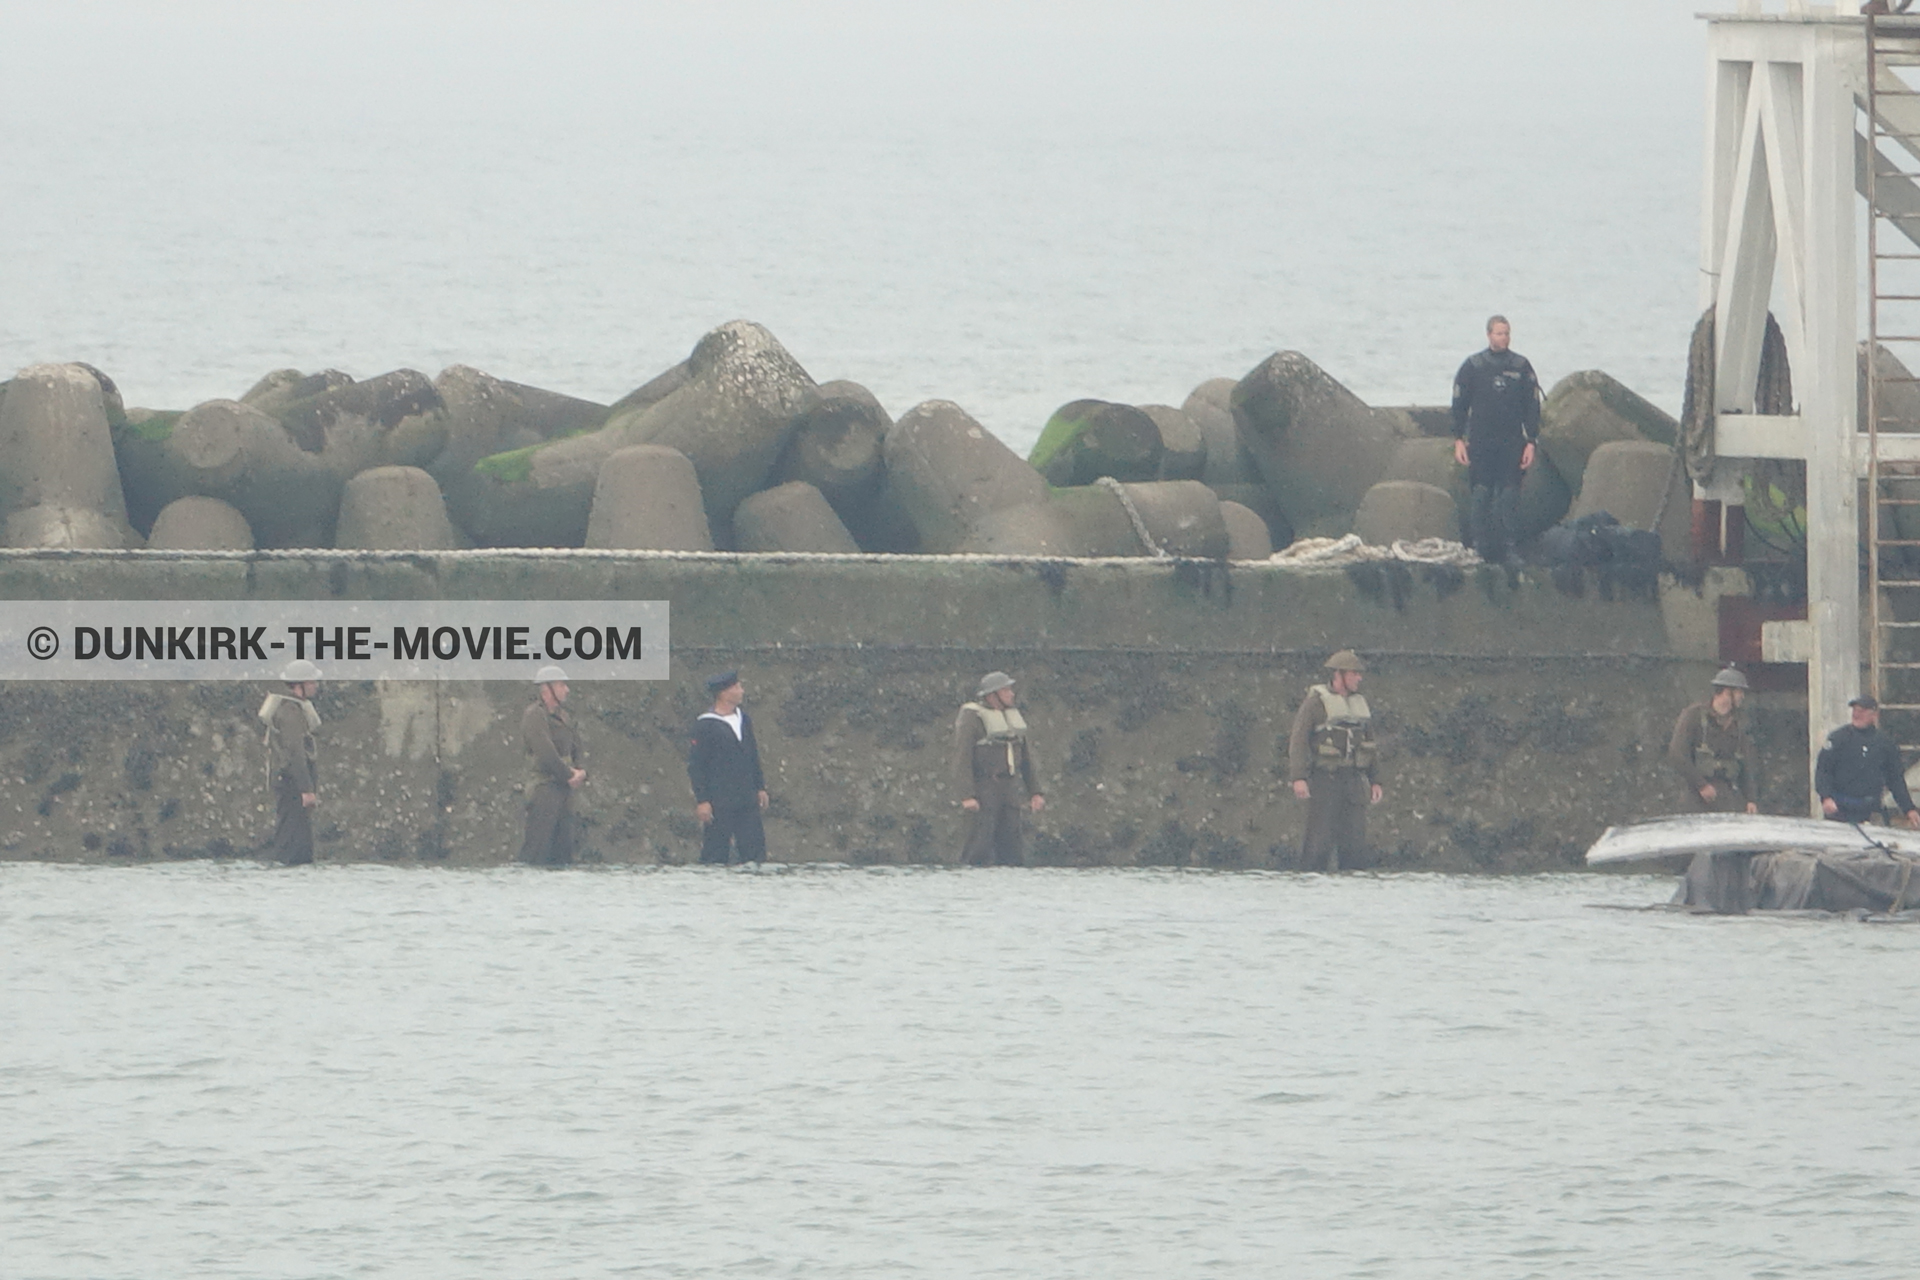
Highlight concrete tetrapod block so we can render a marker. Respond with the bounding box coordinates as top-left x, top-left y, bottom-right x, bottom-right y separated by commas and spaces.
954, 500, 1080, 556
424, 365, 610, 489
1538, 370, 1677, 498
605, 359, 692, 418
733, 481, 861, 553
147, 496, 255, 550
1219, 500, 1273, 560
610, 320, 818, 522
1353, 480, 1460, 546
1569, 440, 1690, 562
1141, 404, 1207, 480
1383, 437, 1471, 515
879, 399, 1049, 552
3, 506, 143, 549
240, 368, 352, 419
113, 398, 341, 546
452, 322, 814, 548
335, 466, 460, 550
1184, 377, 1262, 486
1208, 484, 1294, 550
1230, 351, 1406, 538
1375, 406, 1456, 437
1516, 455, 1574, 543
1029, 399, 1165, 485
277, 368, 447, 470
0, 362, 137, 545
74, 362, 128, 428
770, 379, 889, 531
585, 445, 715, 551
1110, 480, 1230, 558
960, 480, 1228, 558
